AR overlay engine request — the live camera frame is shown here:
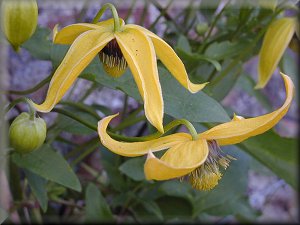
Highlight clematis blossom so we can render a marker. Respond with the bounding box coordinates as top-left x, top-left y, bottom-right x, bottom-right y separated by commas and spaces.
98, 73, 294, 190
30, 18, 207, 133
